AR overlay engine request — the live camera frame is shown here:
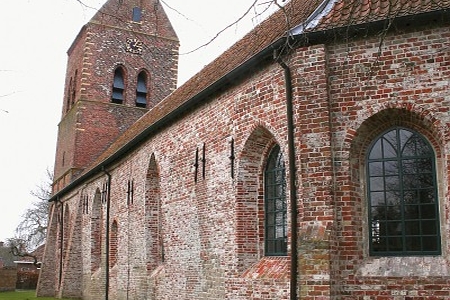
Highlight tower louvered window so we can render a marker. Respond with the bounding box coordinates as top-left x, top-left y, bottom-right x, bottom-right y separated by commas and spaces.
111, 68, 125, 104
136, 72, 148, 108
367, 127, 440, 256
